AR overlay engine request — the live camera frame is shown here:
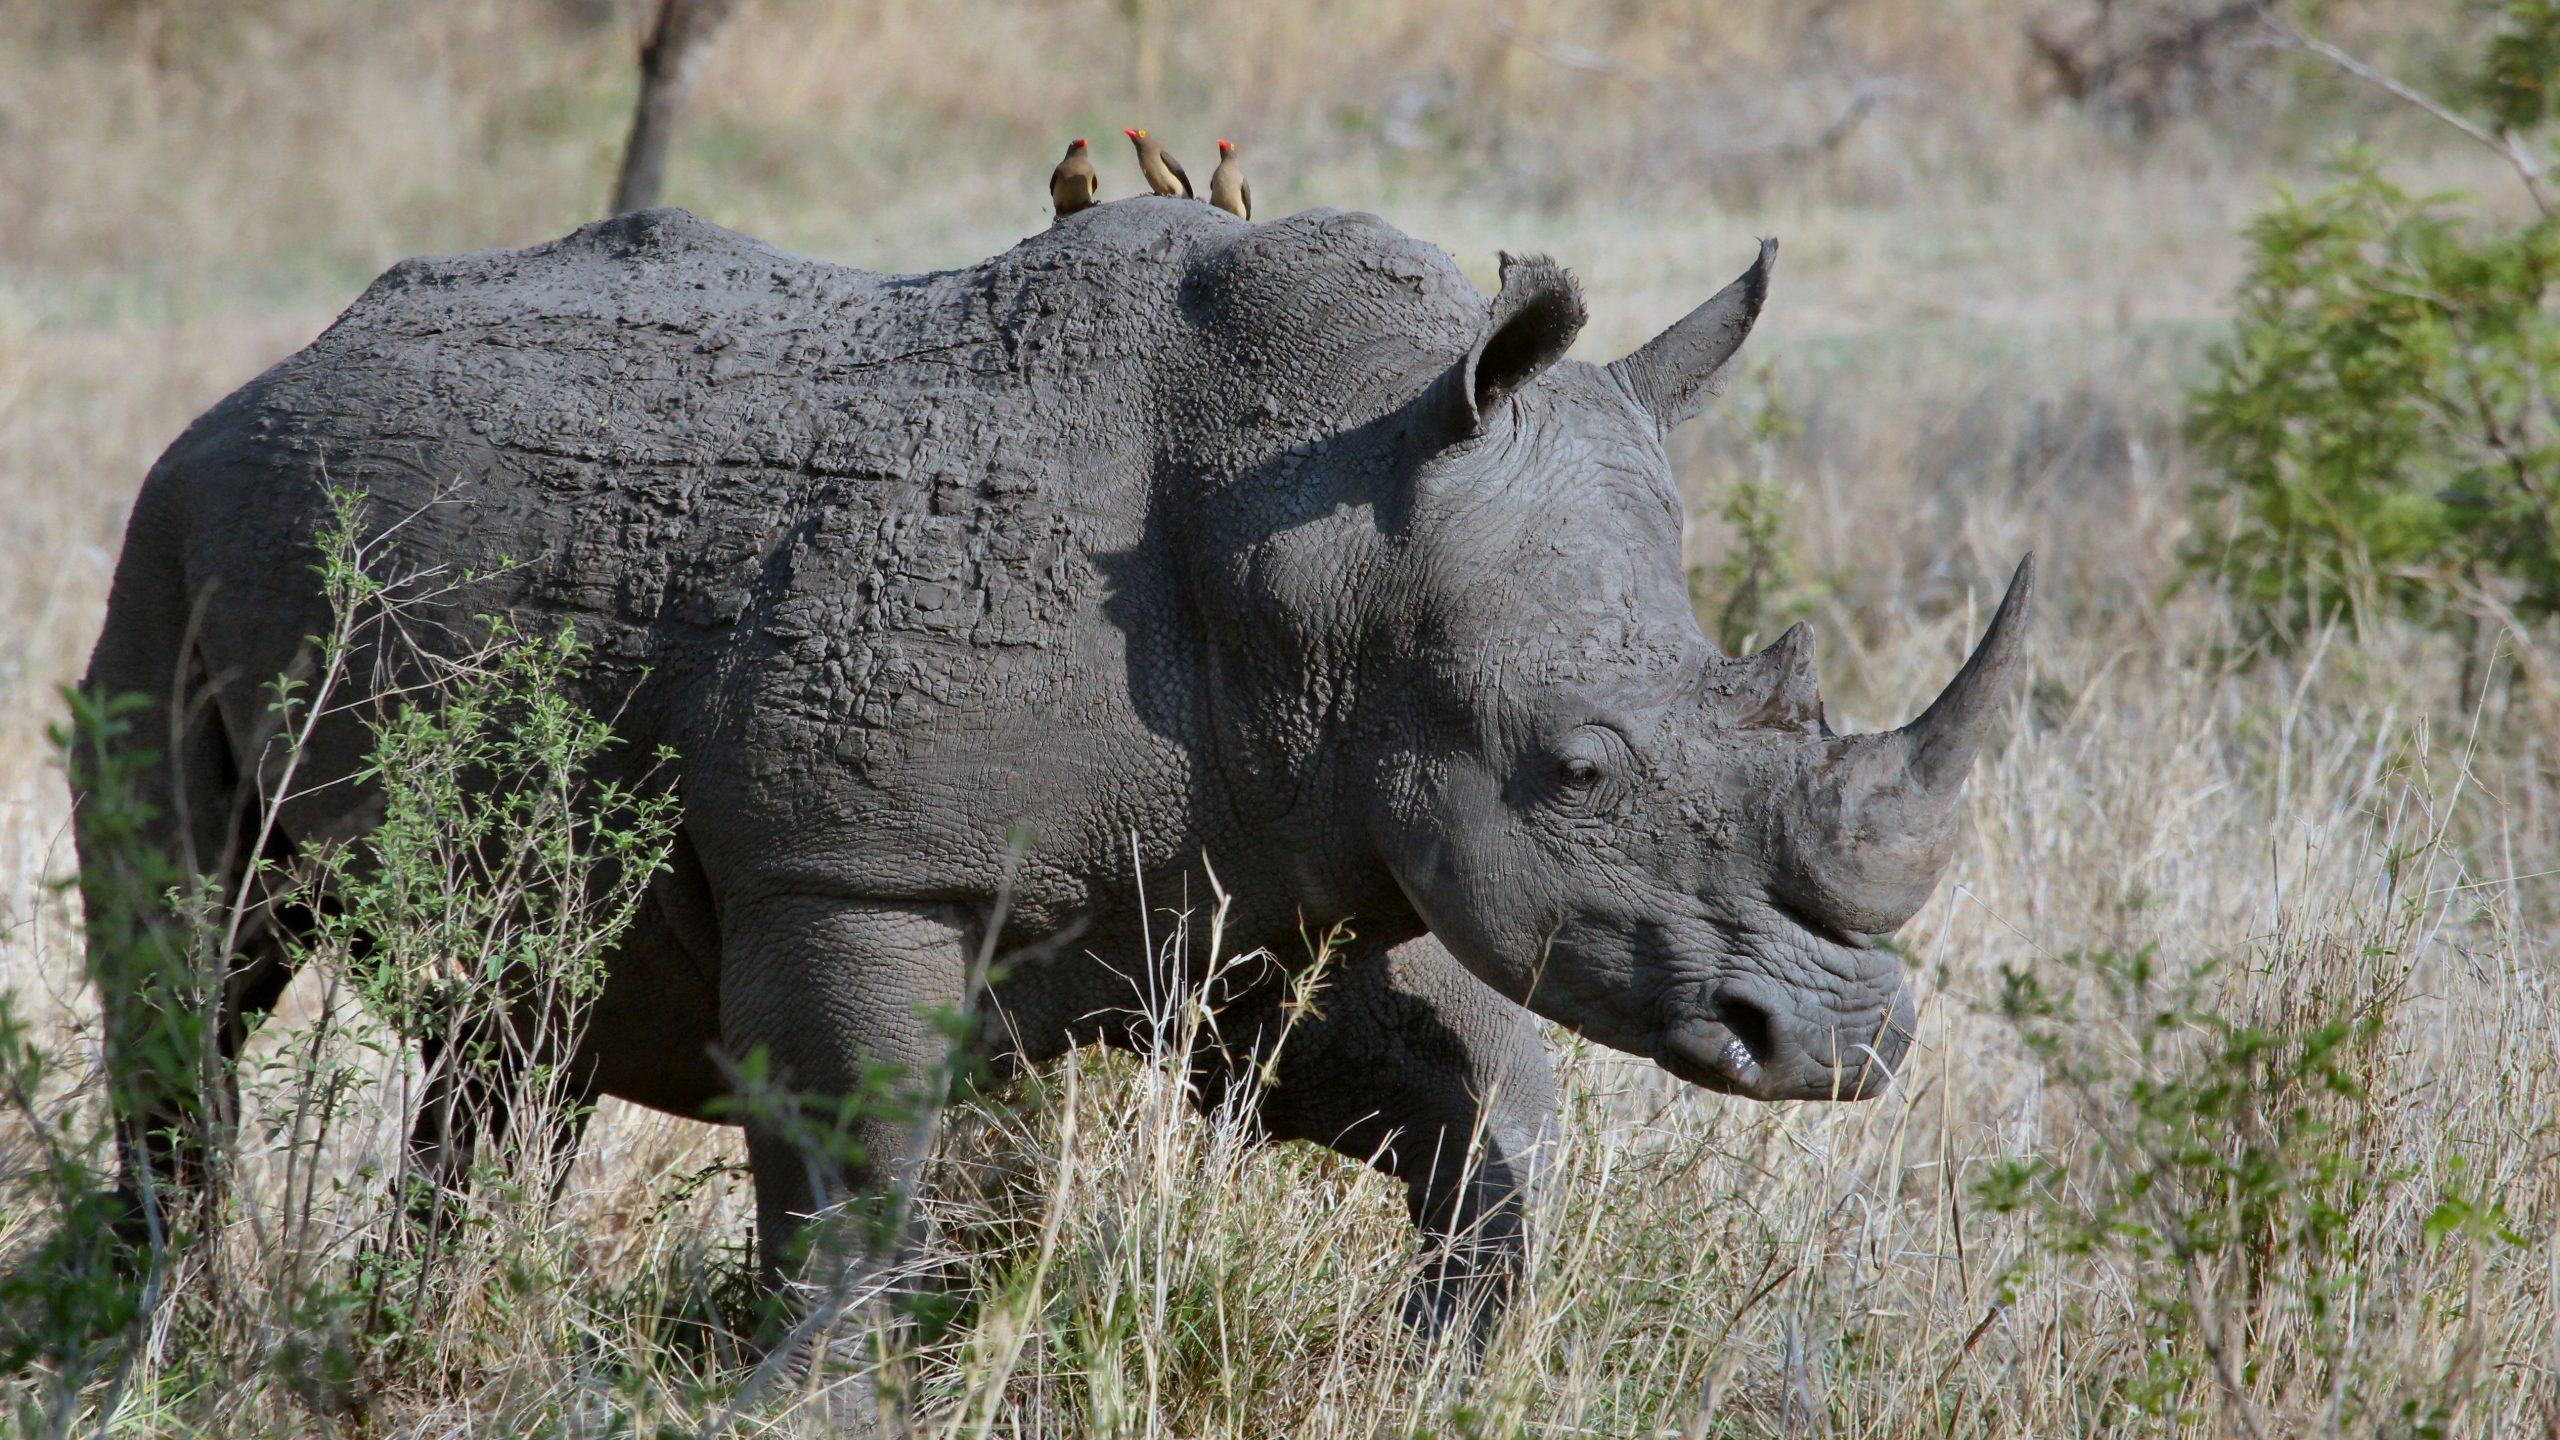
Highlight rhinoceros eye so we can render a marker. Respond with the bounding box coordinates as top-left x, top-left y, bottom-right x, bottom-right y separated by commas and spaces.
1537, 726, 1625, 808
